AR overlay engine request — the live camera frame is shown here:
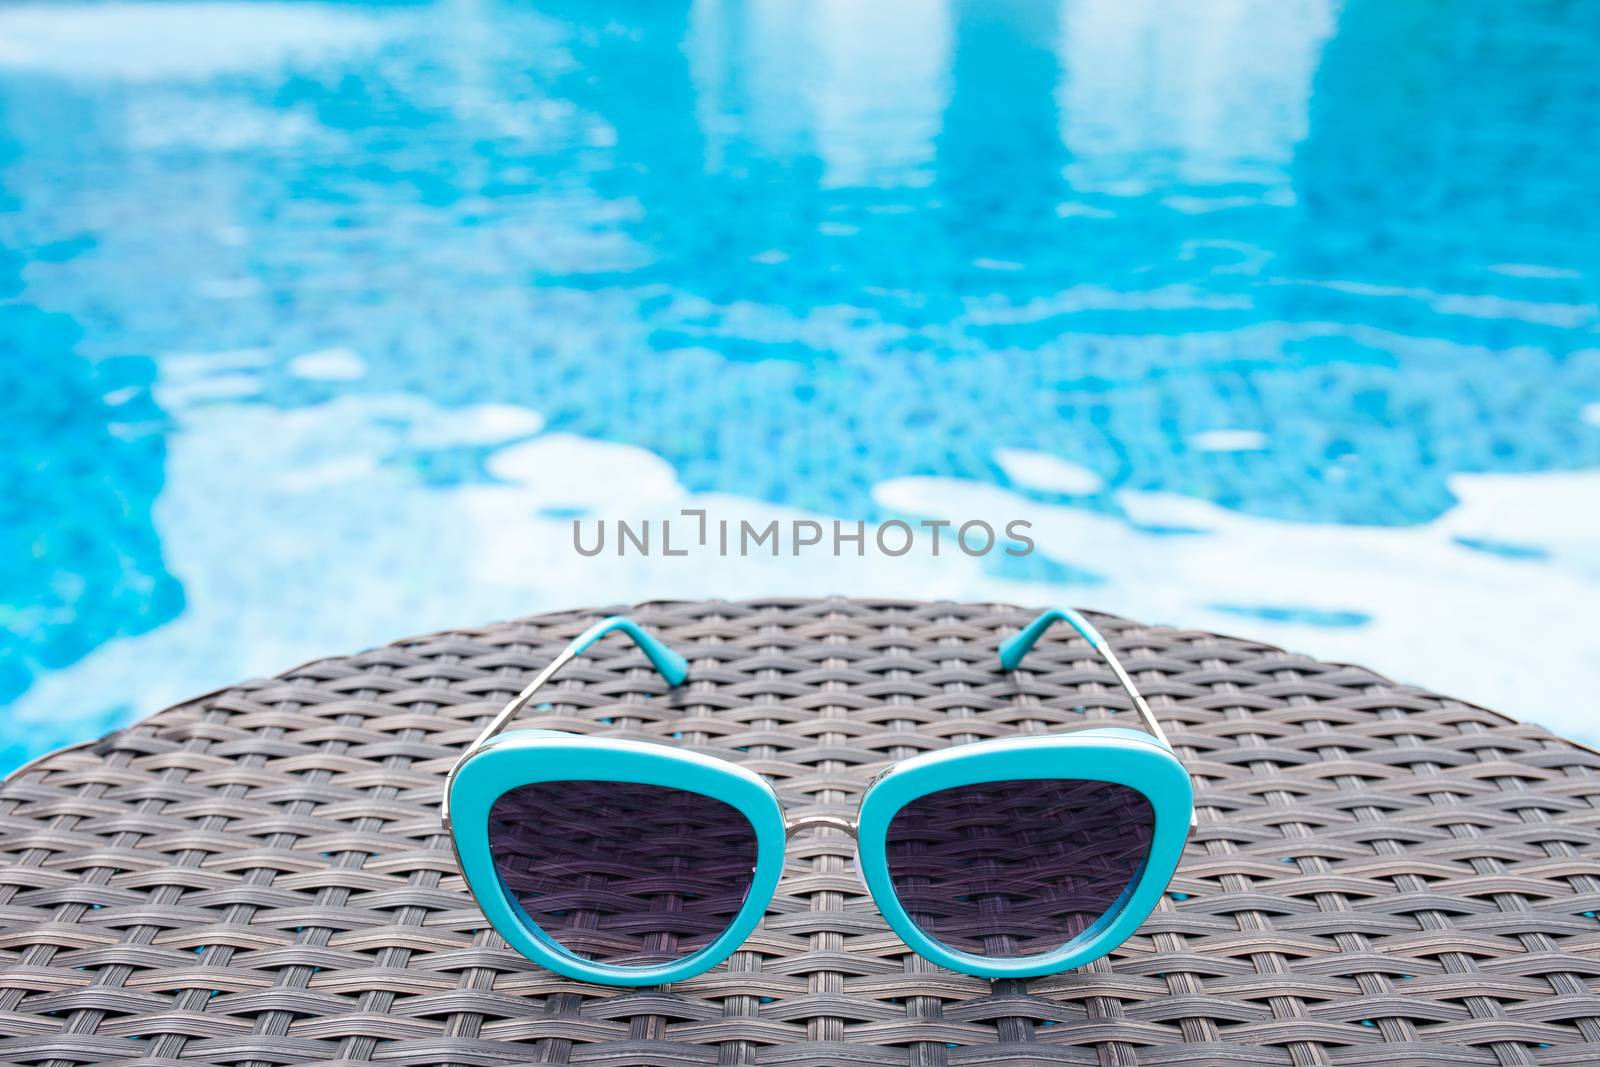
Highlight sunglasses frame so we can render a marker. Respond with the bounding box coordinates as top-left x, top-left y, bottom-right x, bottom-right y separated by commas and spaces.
856, 727, 1190, 978
444, 609, 1193, 985
449, 731, 789, 985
